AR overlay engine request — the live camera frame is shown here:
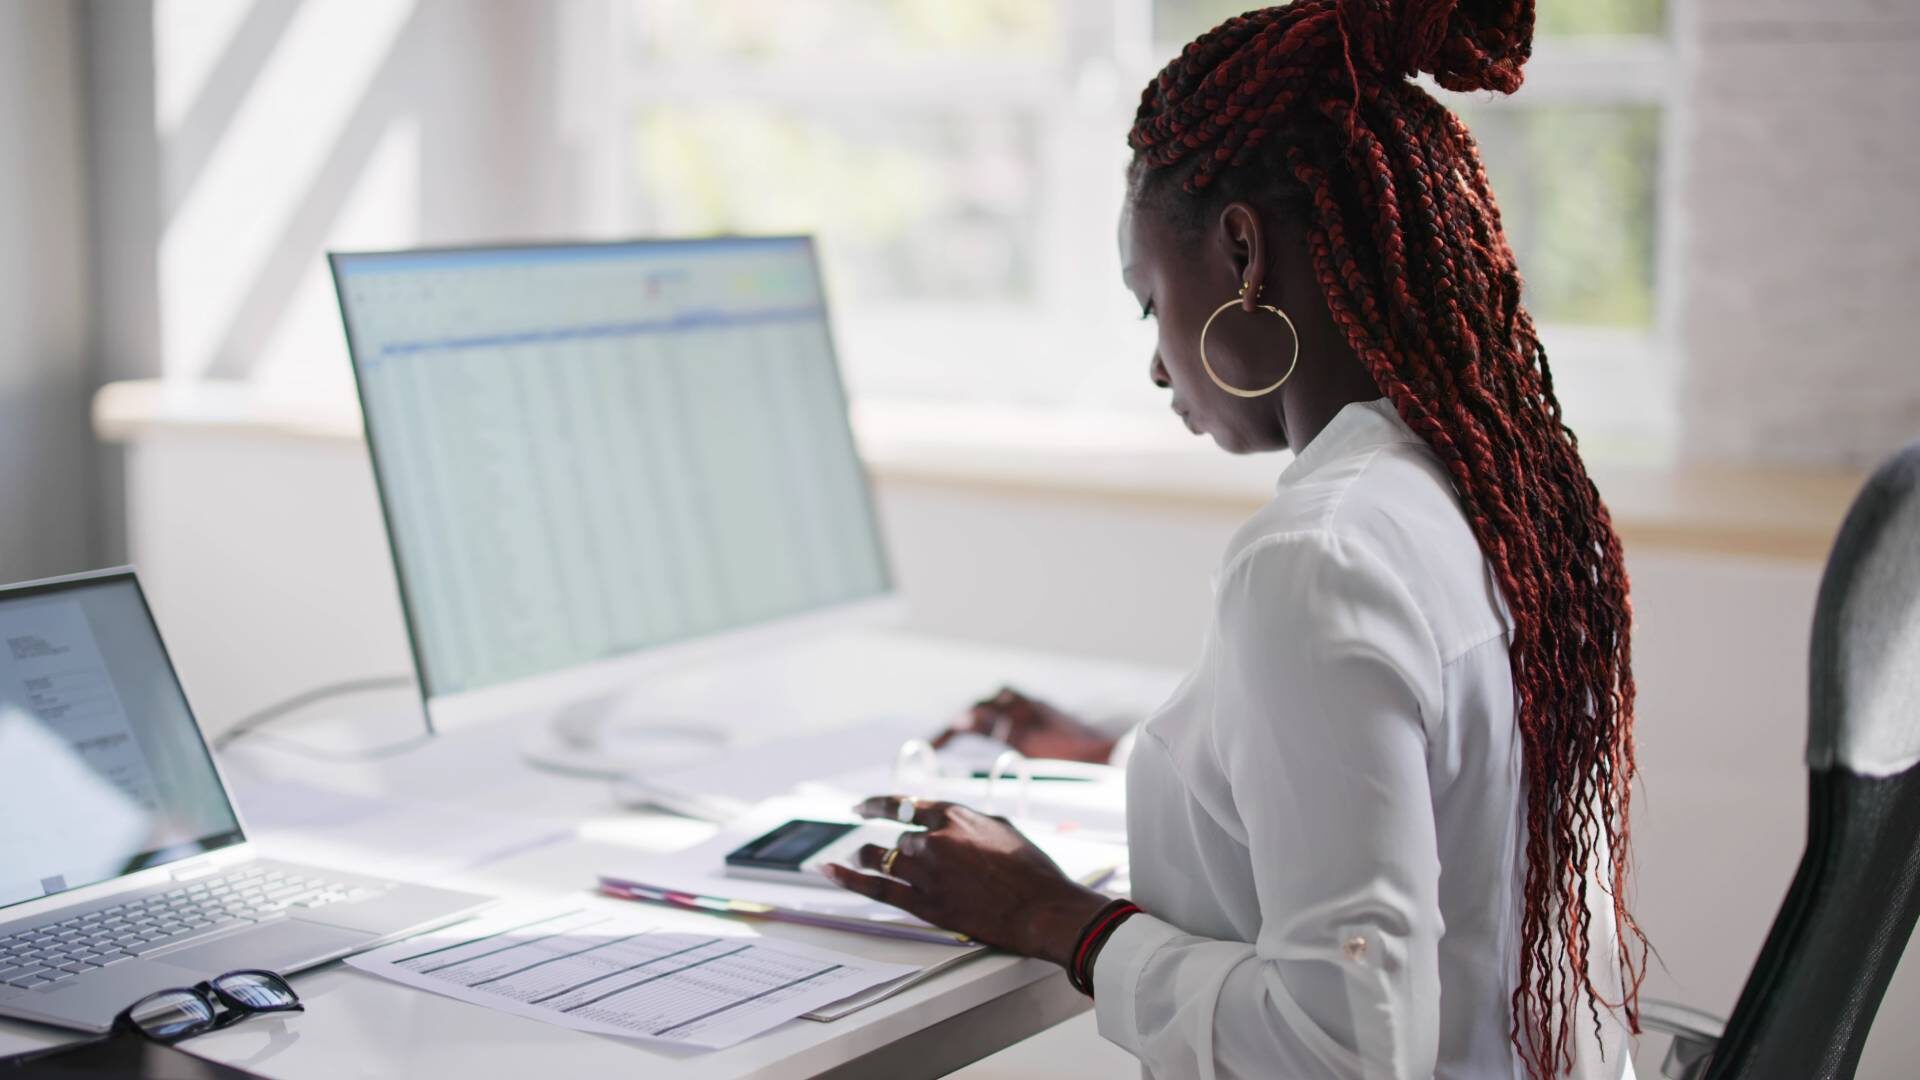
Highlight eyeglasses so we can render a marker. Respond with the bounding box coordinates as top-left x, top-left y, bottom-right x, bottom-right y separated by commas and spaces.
1, 970, 302, 1071
113, 969, 303, 1043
